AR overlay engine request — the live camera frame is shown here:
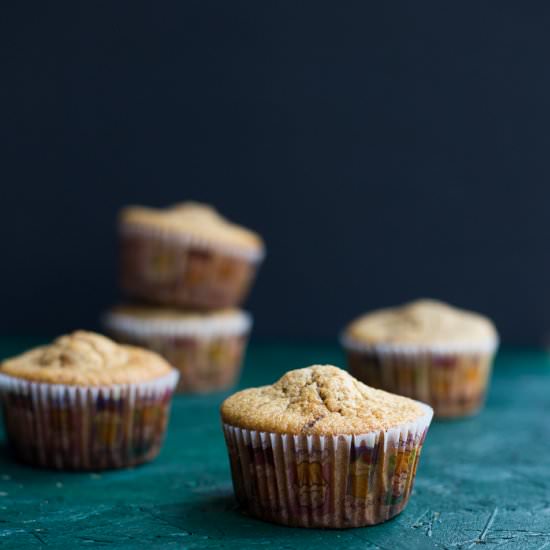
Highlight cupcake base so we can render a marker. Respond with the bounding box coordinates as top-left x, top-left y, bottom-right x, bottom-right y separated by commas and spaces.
119, 226, 262, 309
346, 349, 493, 418
104, 310, 251, 394
163, 335, 249, 394
222, 404, 432, 529
113, 332, 248, 394
0, 372, 178, 470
